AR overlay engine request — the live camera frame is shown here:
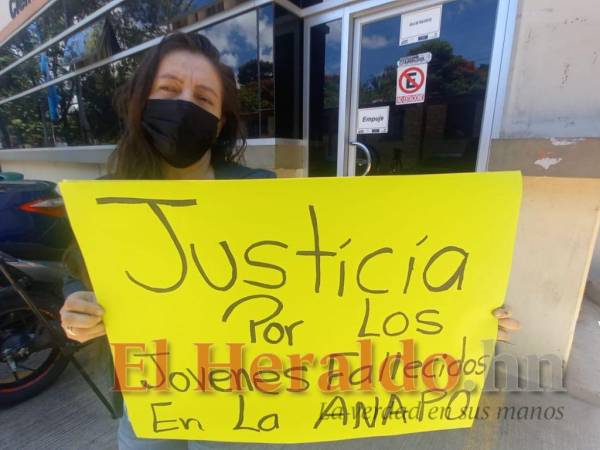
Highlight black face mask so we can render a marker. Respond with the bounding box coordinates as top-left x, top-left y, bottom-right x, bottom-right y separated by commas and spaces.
141, 99, 220, 168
